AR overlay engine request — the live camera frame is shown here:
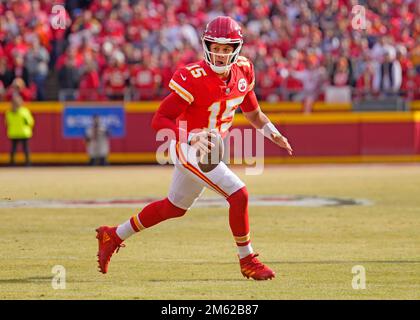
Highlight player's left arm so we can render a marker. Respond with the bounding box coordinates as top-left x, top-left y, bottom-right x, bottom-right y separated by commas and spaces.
241, 91, 293, 155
